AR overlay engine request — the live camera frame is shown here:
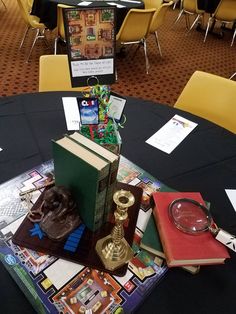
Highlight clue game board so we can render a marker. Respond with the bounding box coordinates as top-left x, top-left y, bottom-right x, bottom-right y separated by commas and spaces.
0, 156, 169, 314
